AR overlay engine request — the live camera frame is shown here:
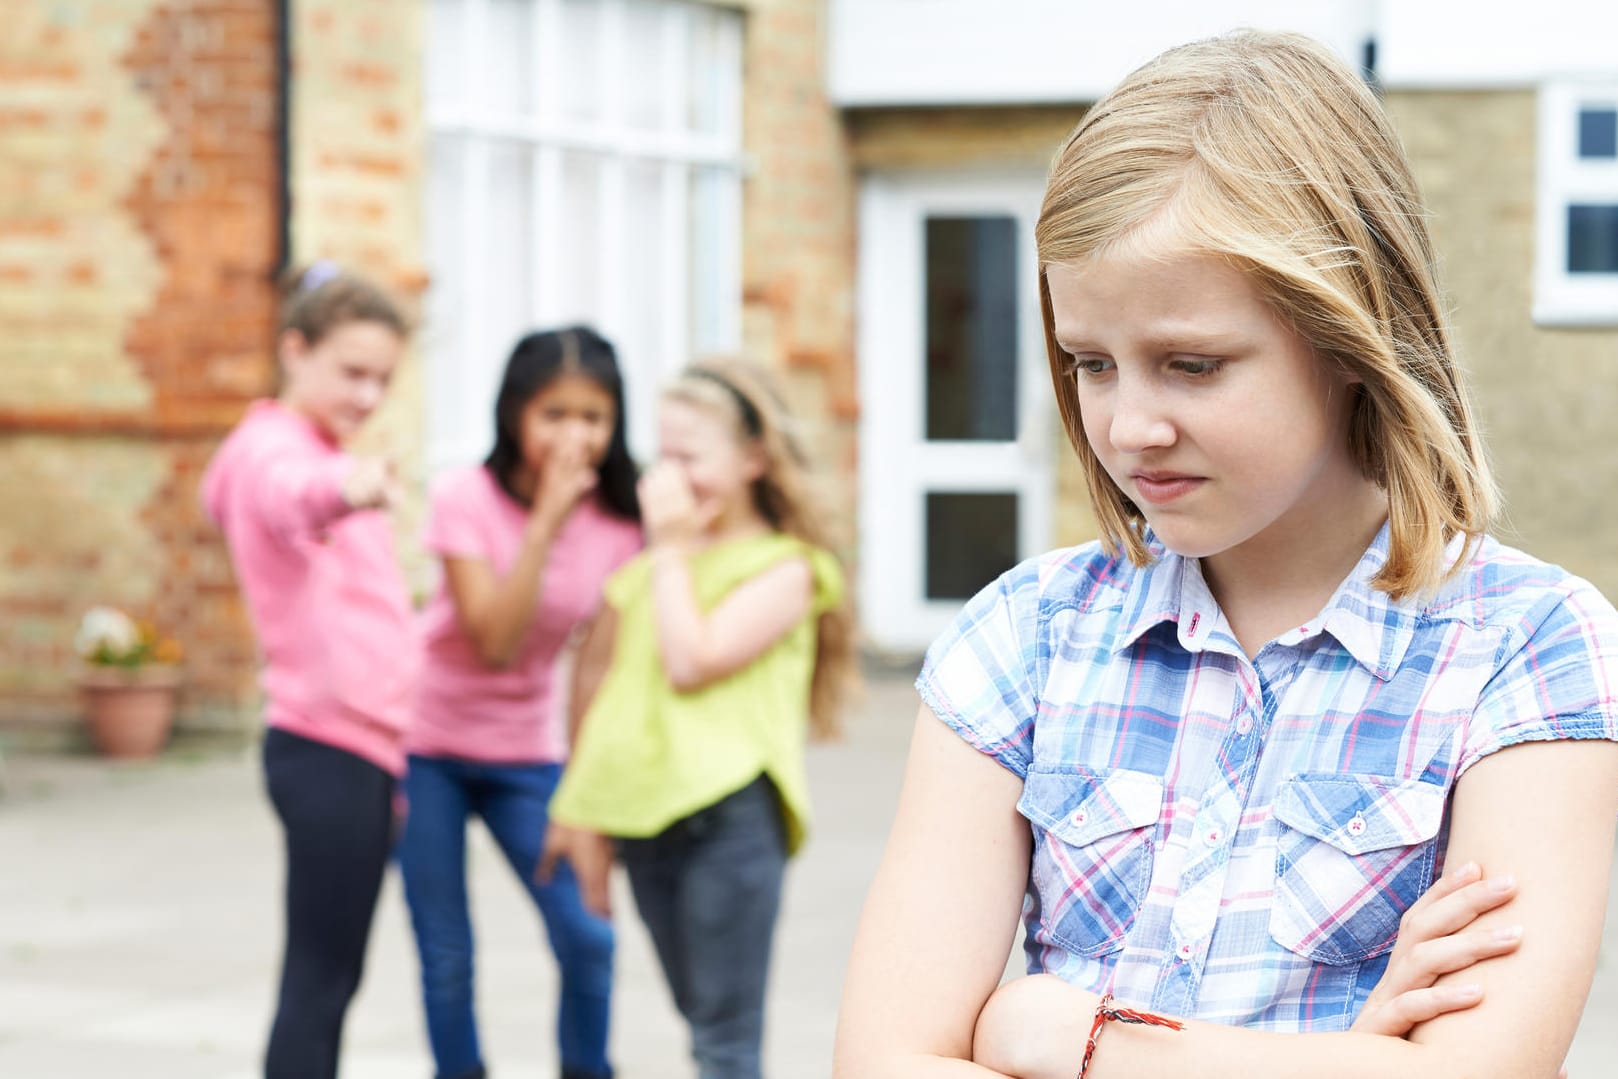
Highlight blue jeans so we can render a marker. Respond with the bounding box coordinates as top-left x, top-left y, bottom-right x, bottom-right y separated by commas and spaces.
398, 755, 614, 1079
618, 775, 787, 1079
